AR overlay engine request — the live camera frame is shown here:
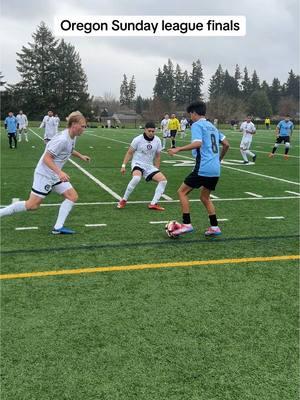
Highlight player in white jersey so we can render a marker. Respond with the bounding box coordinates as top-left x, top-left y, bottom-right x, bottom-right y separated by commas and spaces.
239, 116, 257, 163
117, 121, 168, 211
16, 110, 28, 142
40, 110, 57, 143
54, 114, 60, 133
161, 114, 170, 150
0, 113, 90, 234
180, 117, 188, 138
